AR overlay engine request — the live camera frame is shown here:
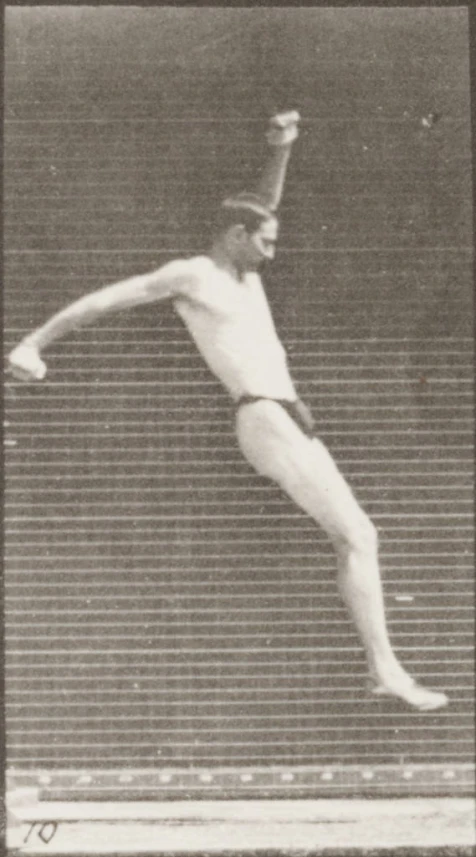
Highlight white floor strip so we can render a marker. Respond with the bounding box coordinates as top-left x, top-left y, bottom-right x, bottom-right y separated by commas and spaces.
7, 798, 475, 853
